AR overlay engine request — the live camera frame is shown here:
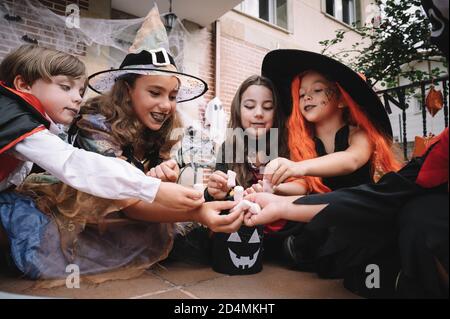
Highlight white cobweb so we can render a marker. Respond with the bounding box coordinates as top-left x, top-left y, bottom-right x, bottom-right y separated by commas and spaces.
0, 0, 187, 70
0, 0, 222, 173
